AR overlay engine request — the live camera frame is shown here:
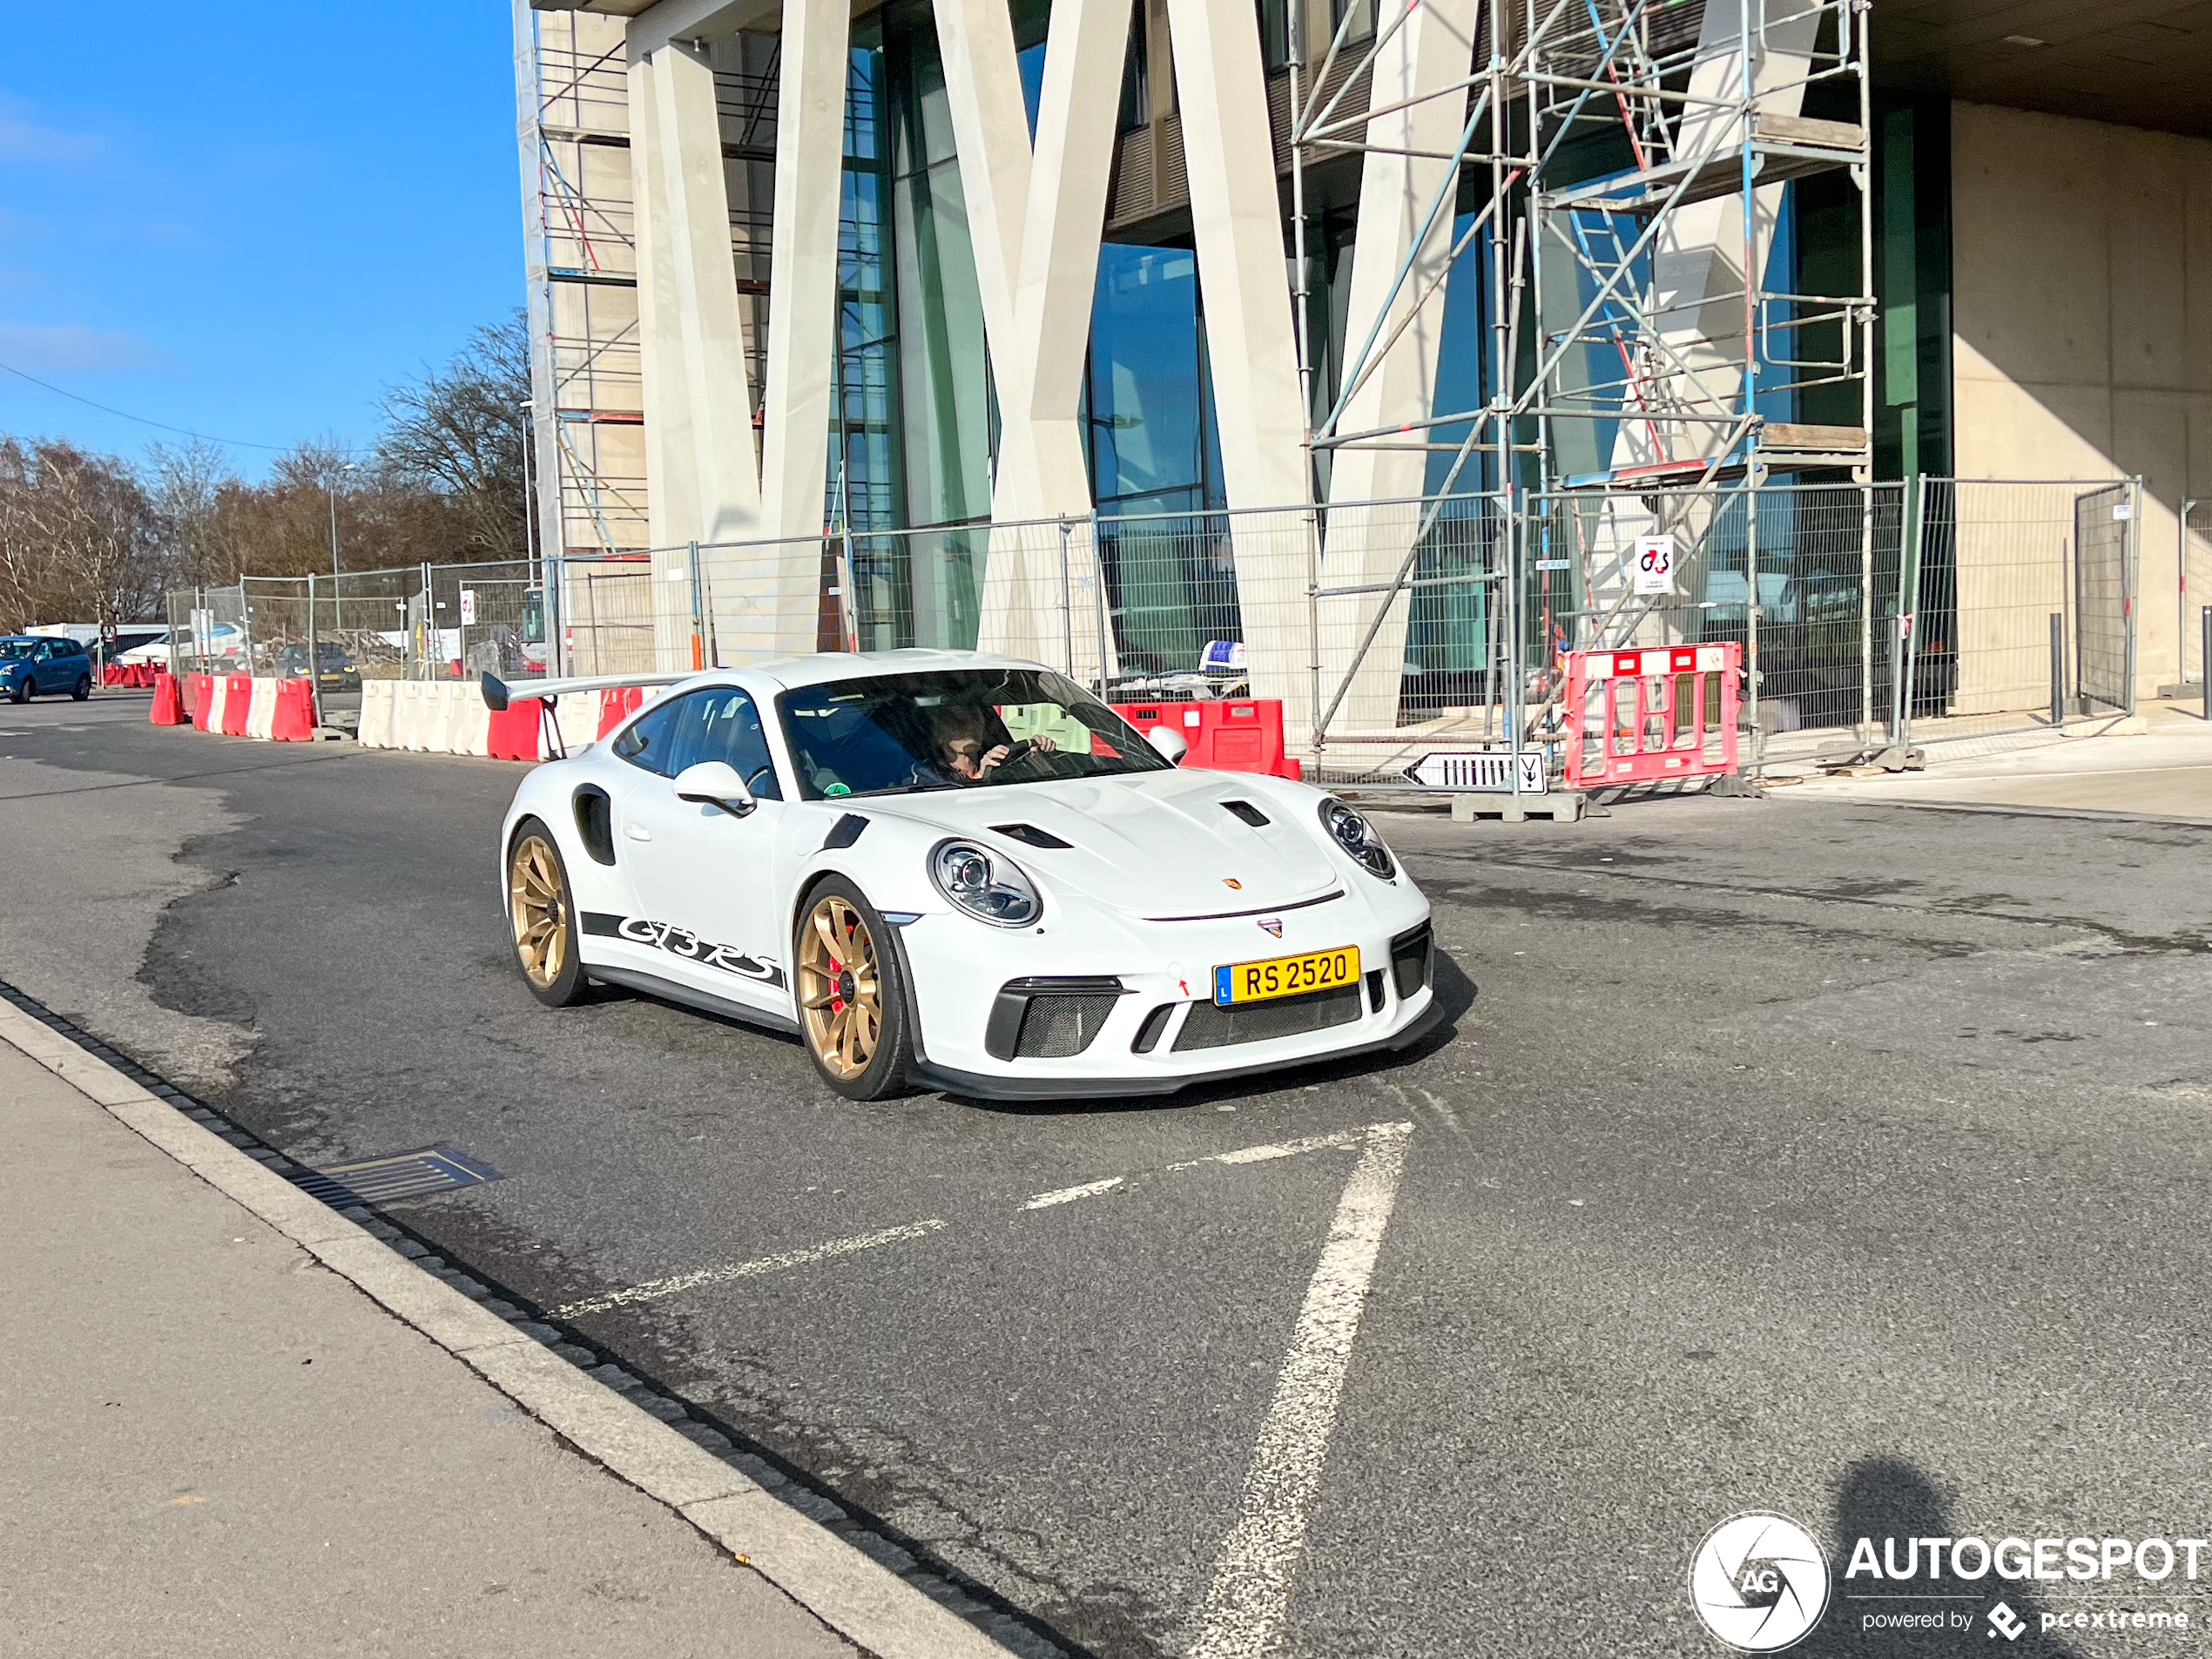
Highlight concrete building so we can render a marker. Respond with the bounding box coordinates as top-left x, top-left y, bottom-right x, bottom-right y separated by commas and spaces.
515, 0, 2212, 737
